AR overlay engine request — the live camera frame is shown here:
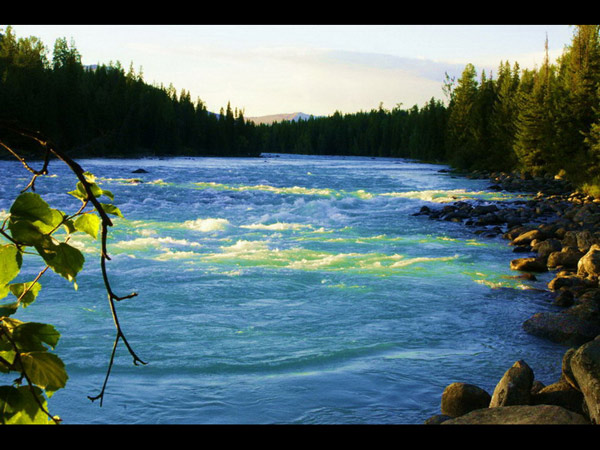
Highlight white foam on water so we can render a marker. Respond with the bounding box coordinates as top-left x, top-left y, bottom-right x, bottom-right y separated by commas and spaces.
380, 189, 517, 203
114, 236, 202, 249
240, 222, 314, 231
154, 250, 200, 261
183, 218, 231, 232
